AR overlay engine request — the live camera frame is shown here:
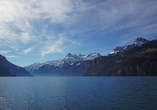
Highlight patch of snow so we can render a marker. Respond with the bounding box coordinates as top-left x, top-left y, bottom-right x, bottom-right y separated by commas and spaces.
70, 63, 74, 65
109, 37, 149, 55
76, 63, 80, 66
